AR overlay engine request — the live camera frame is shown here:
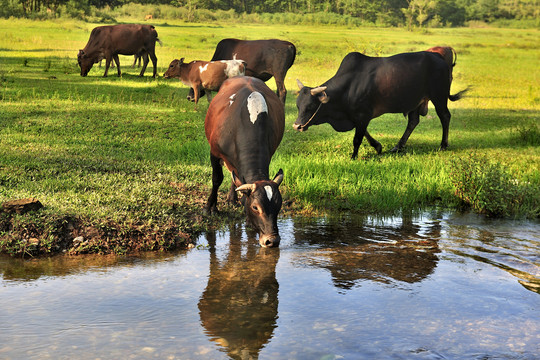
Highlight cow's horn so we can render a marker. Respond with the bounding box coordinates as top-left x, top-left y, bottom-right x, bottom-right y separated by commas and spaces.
273, 169, 284, 186
296, 79, 304, 90
236, 184, 256, 193
310, 86, 327, 96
